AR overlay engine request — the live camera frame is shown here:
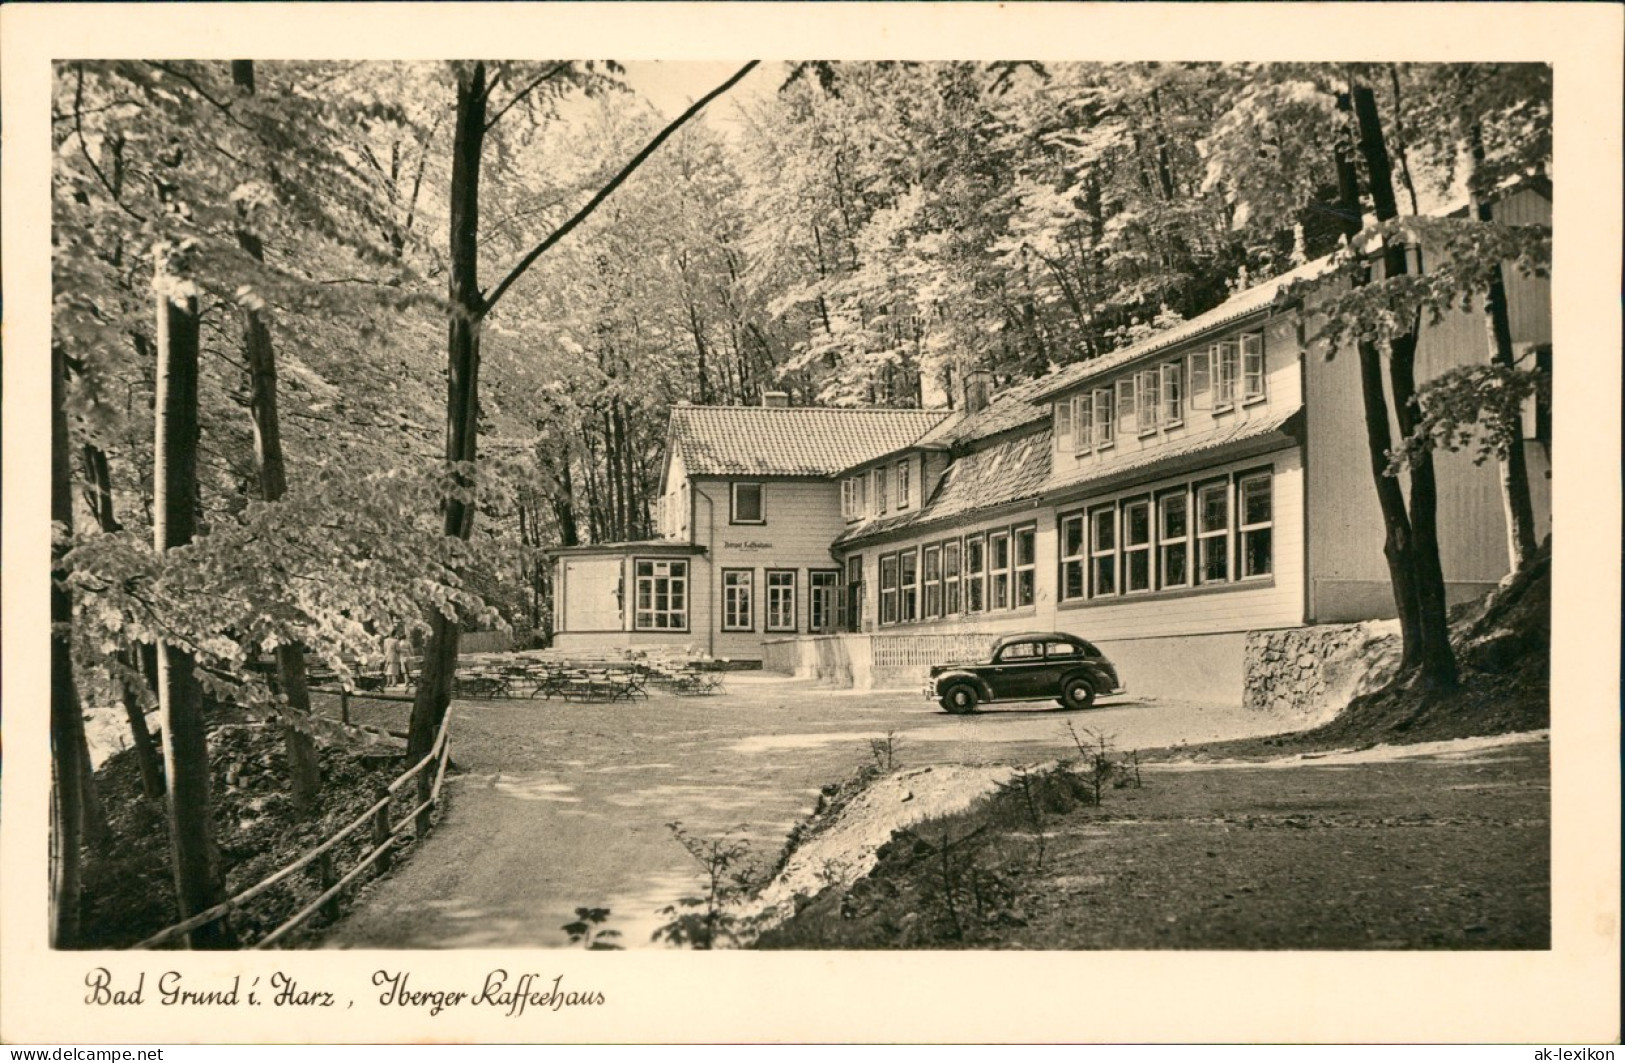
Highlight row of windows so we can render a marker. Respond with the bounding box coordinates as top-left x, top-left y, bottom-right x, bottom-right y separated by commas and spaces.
1055, 333, 1266, 455
638, 471, 1273, 632
633, 561, 845, 633
875, 523, 1038, 627
721, 568, 842, 634
841, 458, 913, 523
1059, 471, 1273, 602
859, 468, 1275, 627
